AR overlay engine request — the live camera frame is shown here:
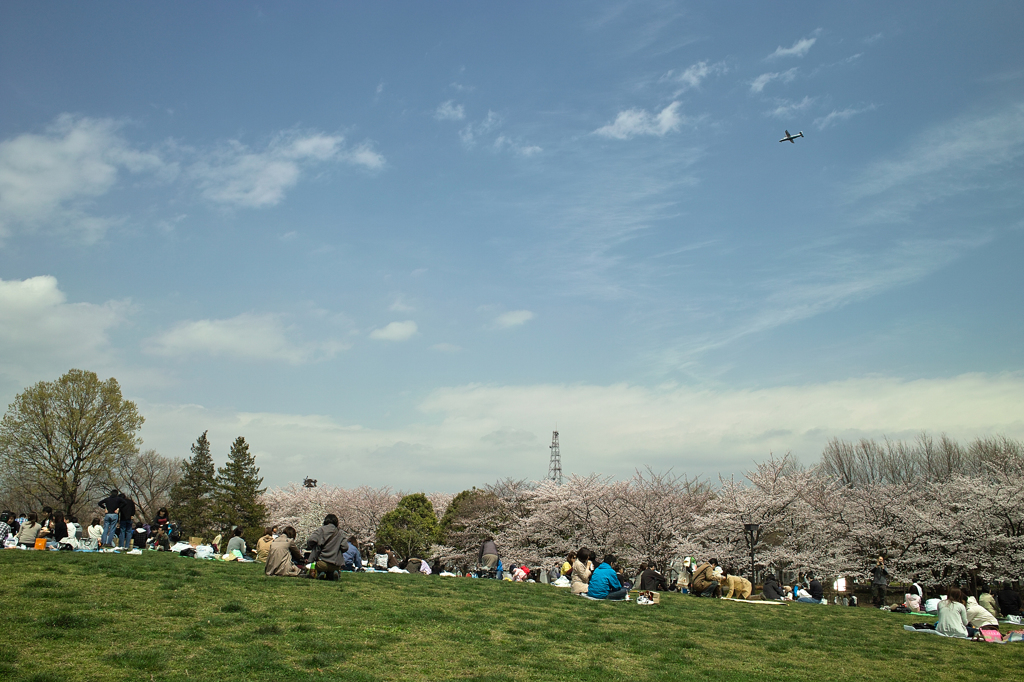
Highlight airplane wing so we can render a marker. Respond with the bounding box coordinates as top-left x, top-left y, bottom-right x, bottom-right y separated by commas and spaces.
784, 130, 790, 136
